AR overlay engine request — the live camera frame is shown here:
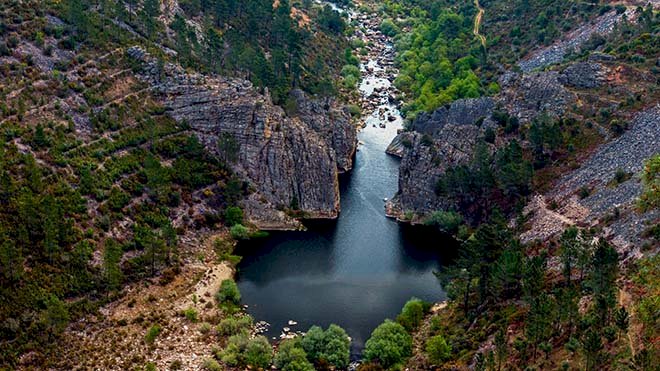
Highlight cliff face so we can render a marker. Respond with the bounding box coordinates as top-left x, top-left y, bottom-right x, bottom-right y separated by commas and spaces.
385, 98, 495, 221
129, 47, 356, 229
385, 64, 591, 221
